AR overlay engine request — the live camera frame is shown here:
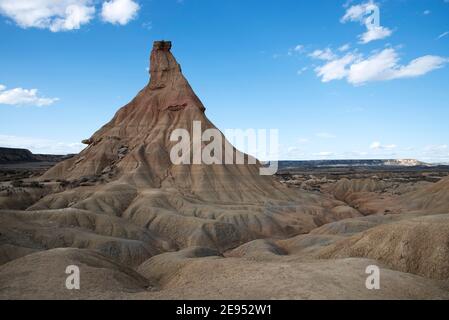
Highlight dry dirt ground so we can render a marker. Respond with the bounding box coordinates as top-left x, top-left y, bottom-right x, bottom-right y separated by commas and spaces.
1, 166, 449, 300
